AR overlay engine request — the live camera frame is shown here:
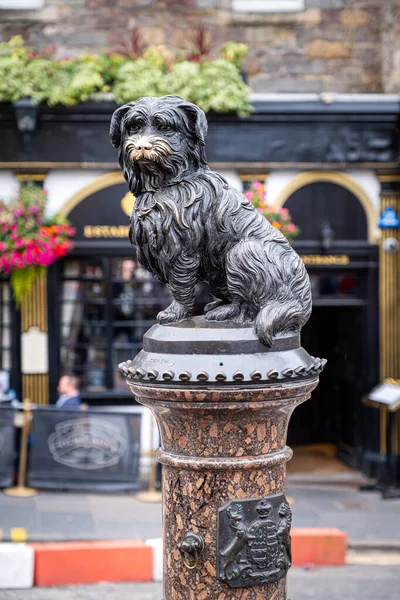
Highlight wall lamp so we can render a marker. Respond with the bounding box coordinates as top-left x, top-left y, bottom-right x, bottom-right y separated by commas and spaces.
320, 221, 334, 251
13, 98, 39, 150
